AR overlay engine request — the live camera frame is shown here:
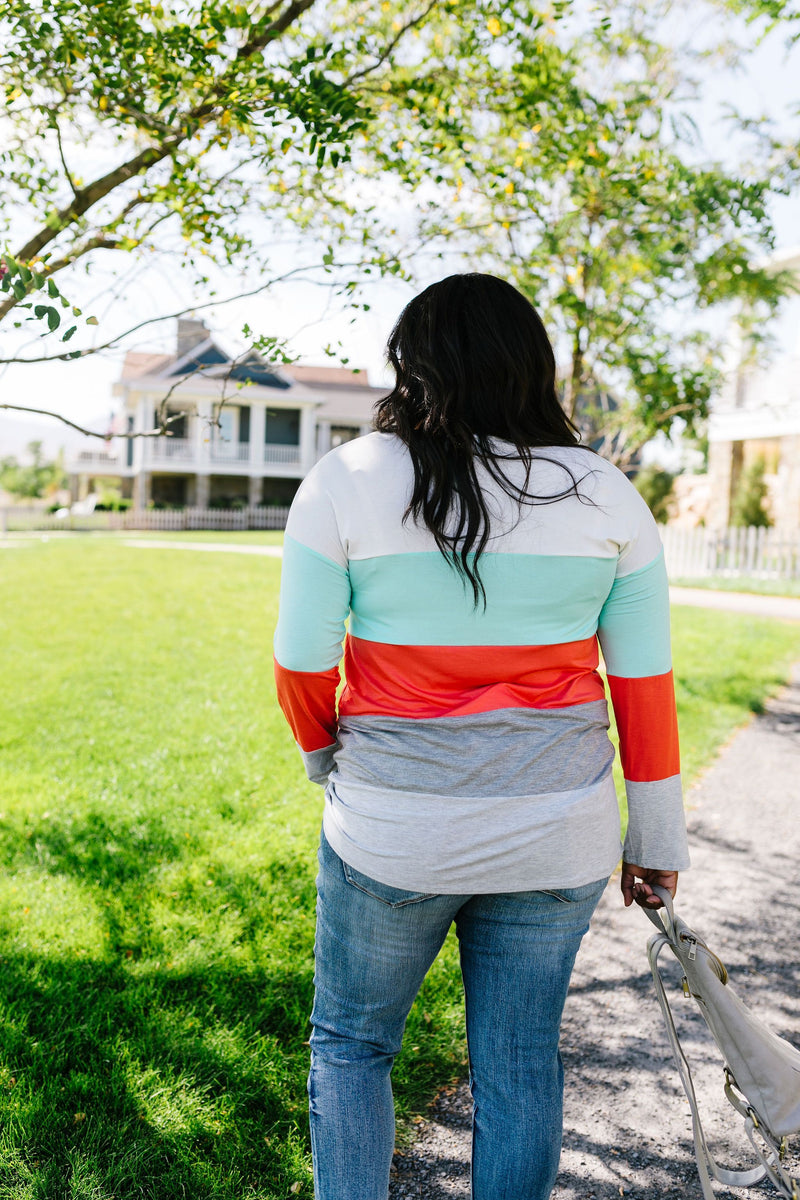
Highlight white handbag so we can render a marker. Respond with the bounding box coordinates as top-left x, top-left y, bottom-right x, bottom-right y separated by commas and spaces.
644, 886, 800, 1199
